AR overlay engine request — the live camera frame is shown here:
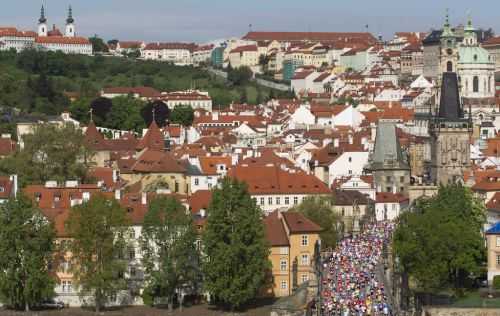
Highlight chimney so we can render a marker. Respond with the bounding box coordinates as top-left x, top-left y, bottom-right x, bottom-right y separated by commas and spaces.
114, 189, 121, 200
212, 112, 219, 121
9, 174, 17, 198
141, 192, 147, 205
83, 192, 90, 202
333, 138, 339, 148
112, 170, 119, 183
